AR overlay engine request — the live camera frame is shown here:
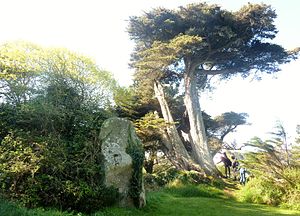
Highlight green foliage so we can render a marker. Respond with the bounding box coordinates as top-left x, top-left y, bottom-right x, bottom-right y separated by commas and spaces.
164, 184, 225, 199
291, 125, 300, 165
126, 123, 145, 207
135, 112, 169, 144
280, 168, 300, 210
0, 132, 42, 180
236, 177, 284, 205
113, 86, 138, 118
237, 168, 300, 211
239, 131, 300, 211
134, 112, 174, 174
210, 112, 249, 140
0, 198, 77, 216
0, 129, 119, 213
0, 41, 120, 213
135, 34, 203, 73
144, 167, 179, 187
0, 41, 43, 80
144, 168, 222, 191
0, 41, 117, 108
128, 2, 297, 176
129, 3, 297, 88
206, 112, 249, 155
